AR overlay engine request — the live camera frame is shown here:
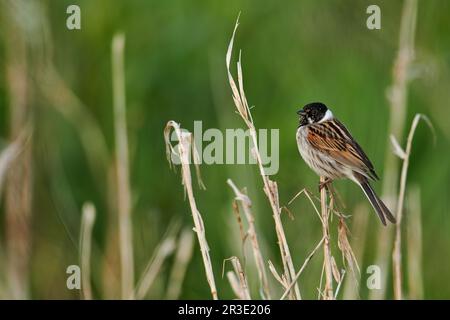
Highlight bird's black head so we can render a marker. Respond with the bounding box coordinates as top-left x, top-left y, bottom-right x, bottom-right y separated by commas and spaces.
297, 102, 330, 126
